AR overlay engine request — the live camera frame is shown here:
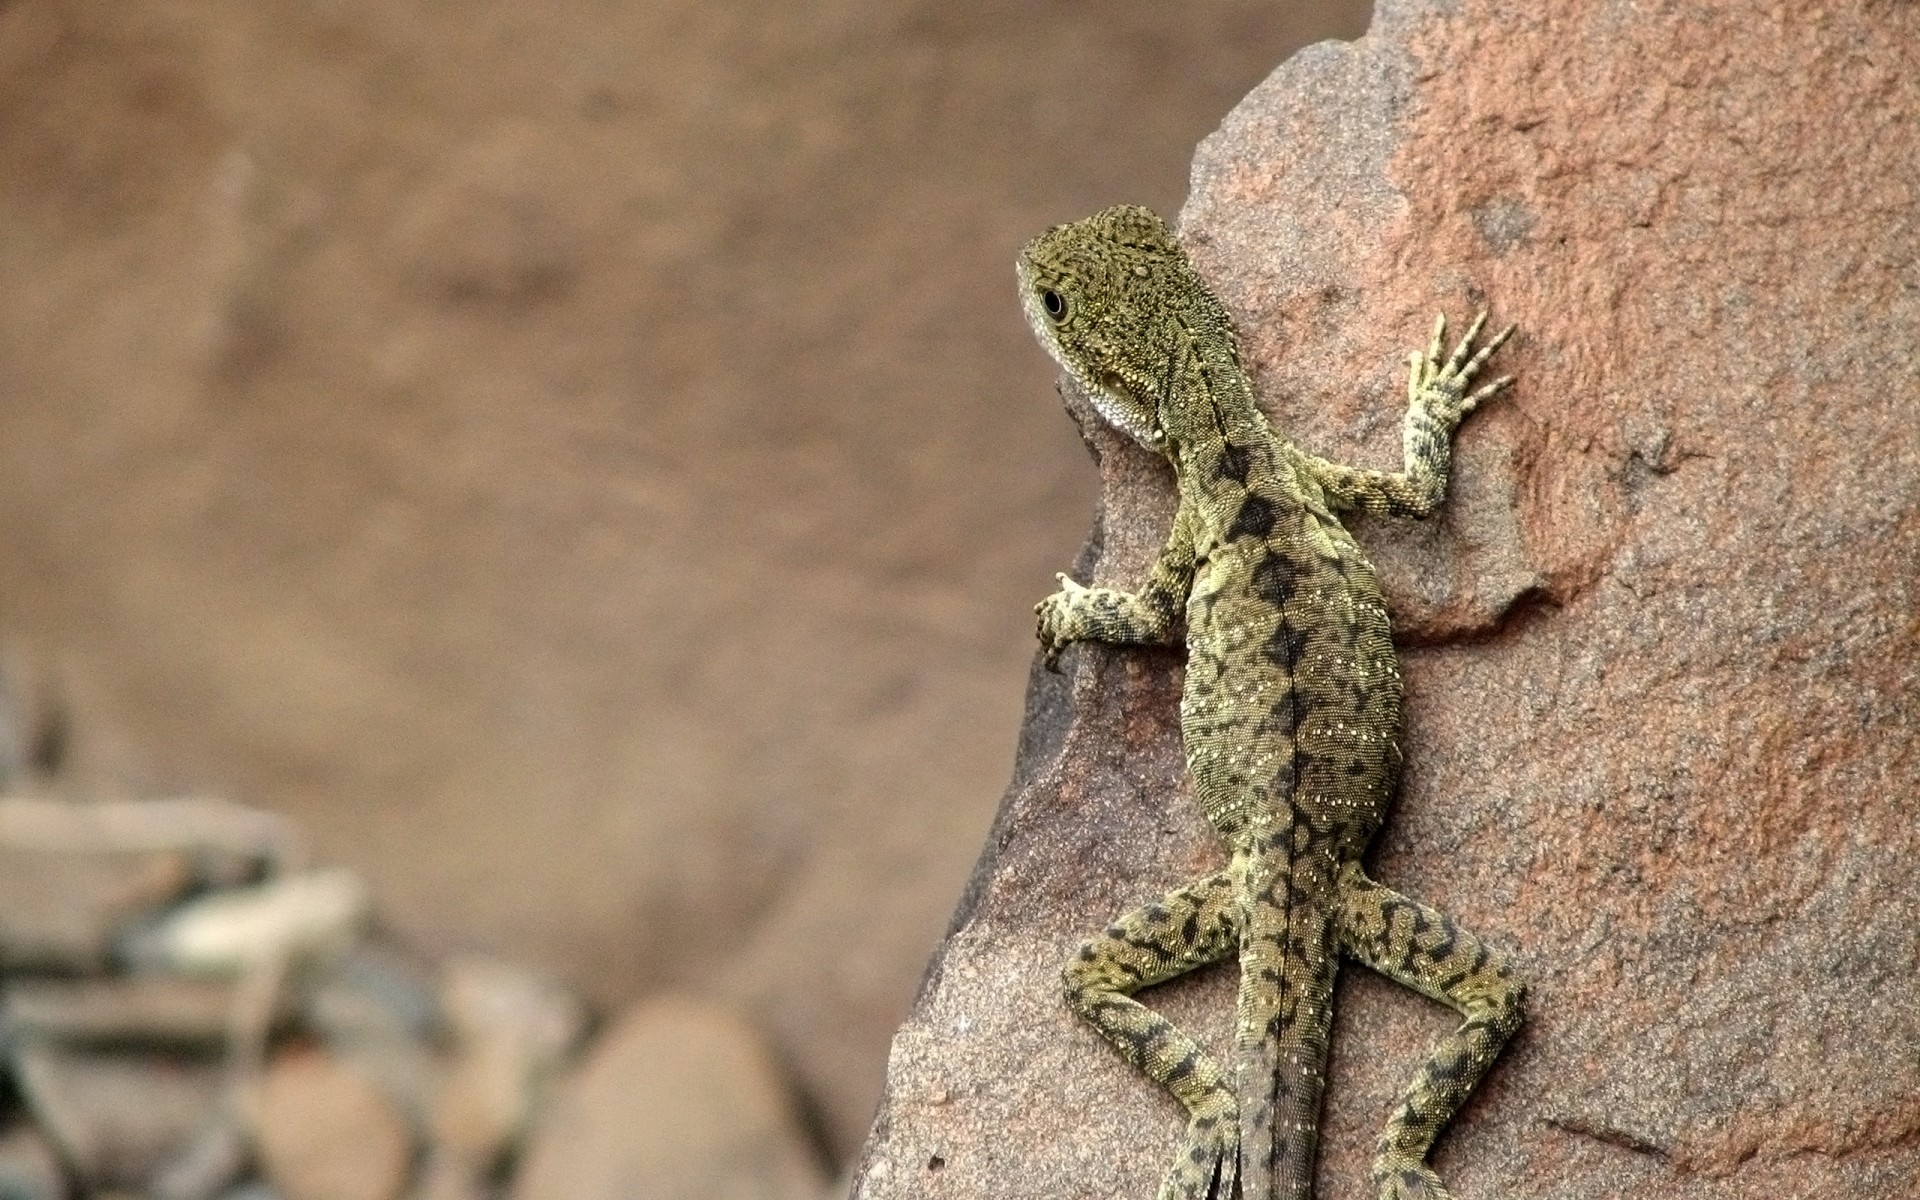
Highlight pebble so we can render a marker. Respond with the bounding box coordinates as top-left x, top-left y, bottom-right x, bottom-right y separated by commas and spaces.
2, 974, 282, 1047
0, 1122, 65, 1200
13, 1043, 222, 1191
121, 868, 369, 974
430, 957, 586, 1167
511, 996, 825, 1200
253, 1050, 414, 1200
0, 846, 193, 972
